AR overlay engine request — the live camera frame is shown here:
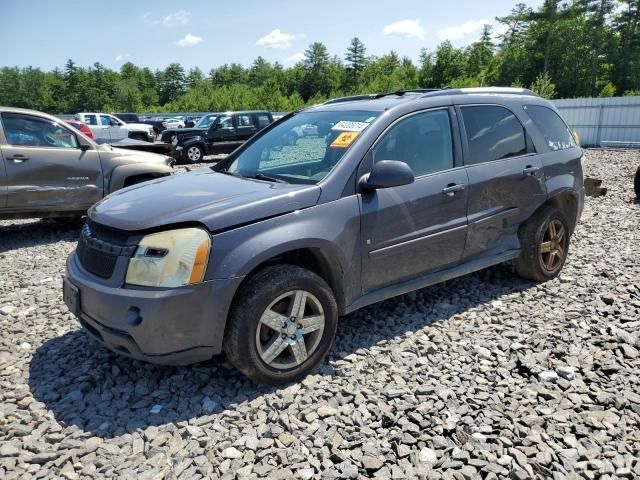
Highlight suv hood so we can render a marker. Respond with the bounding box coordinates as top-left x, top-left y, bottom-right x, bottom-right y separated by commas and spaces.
89, 169, 321, 232
125, 123, 153, 132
